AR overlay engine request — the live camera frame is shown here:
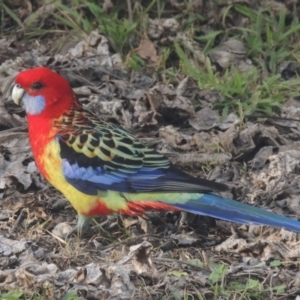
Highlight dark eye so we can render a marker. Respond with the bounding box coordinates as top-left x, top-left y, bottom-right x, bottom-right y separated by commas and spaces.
31, 82, 44, 90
